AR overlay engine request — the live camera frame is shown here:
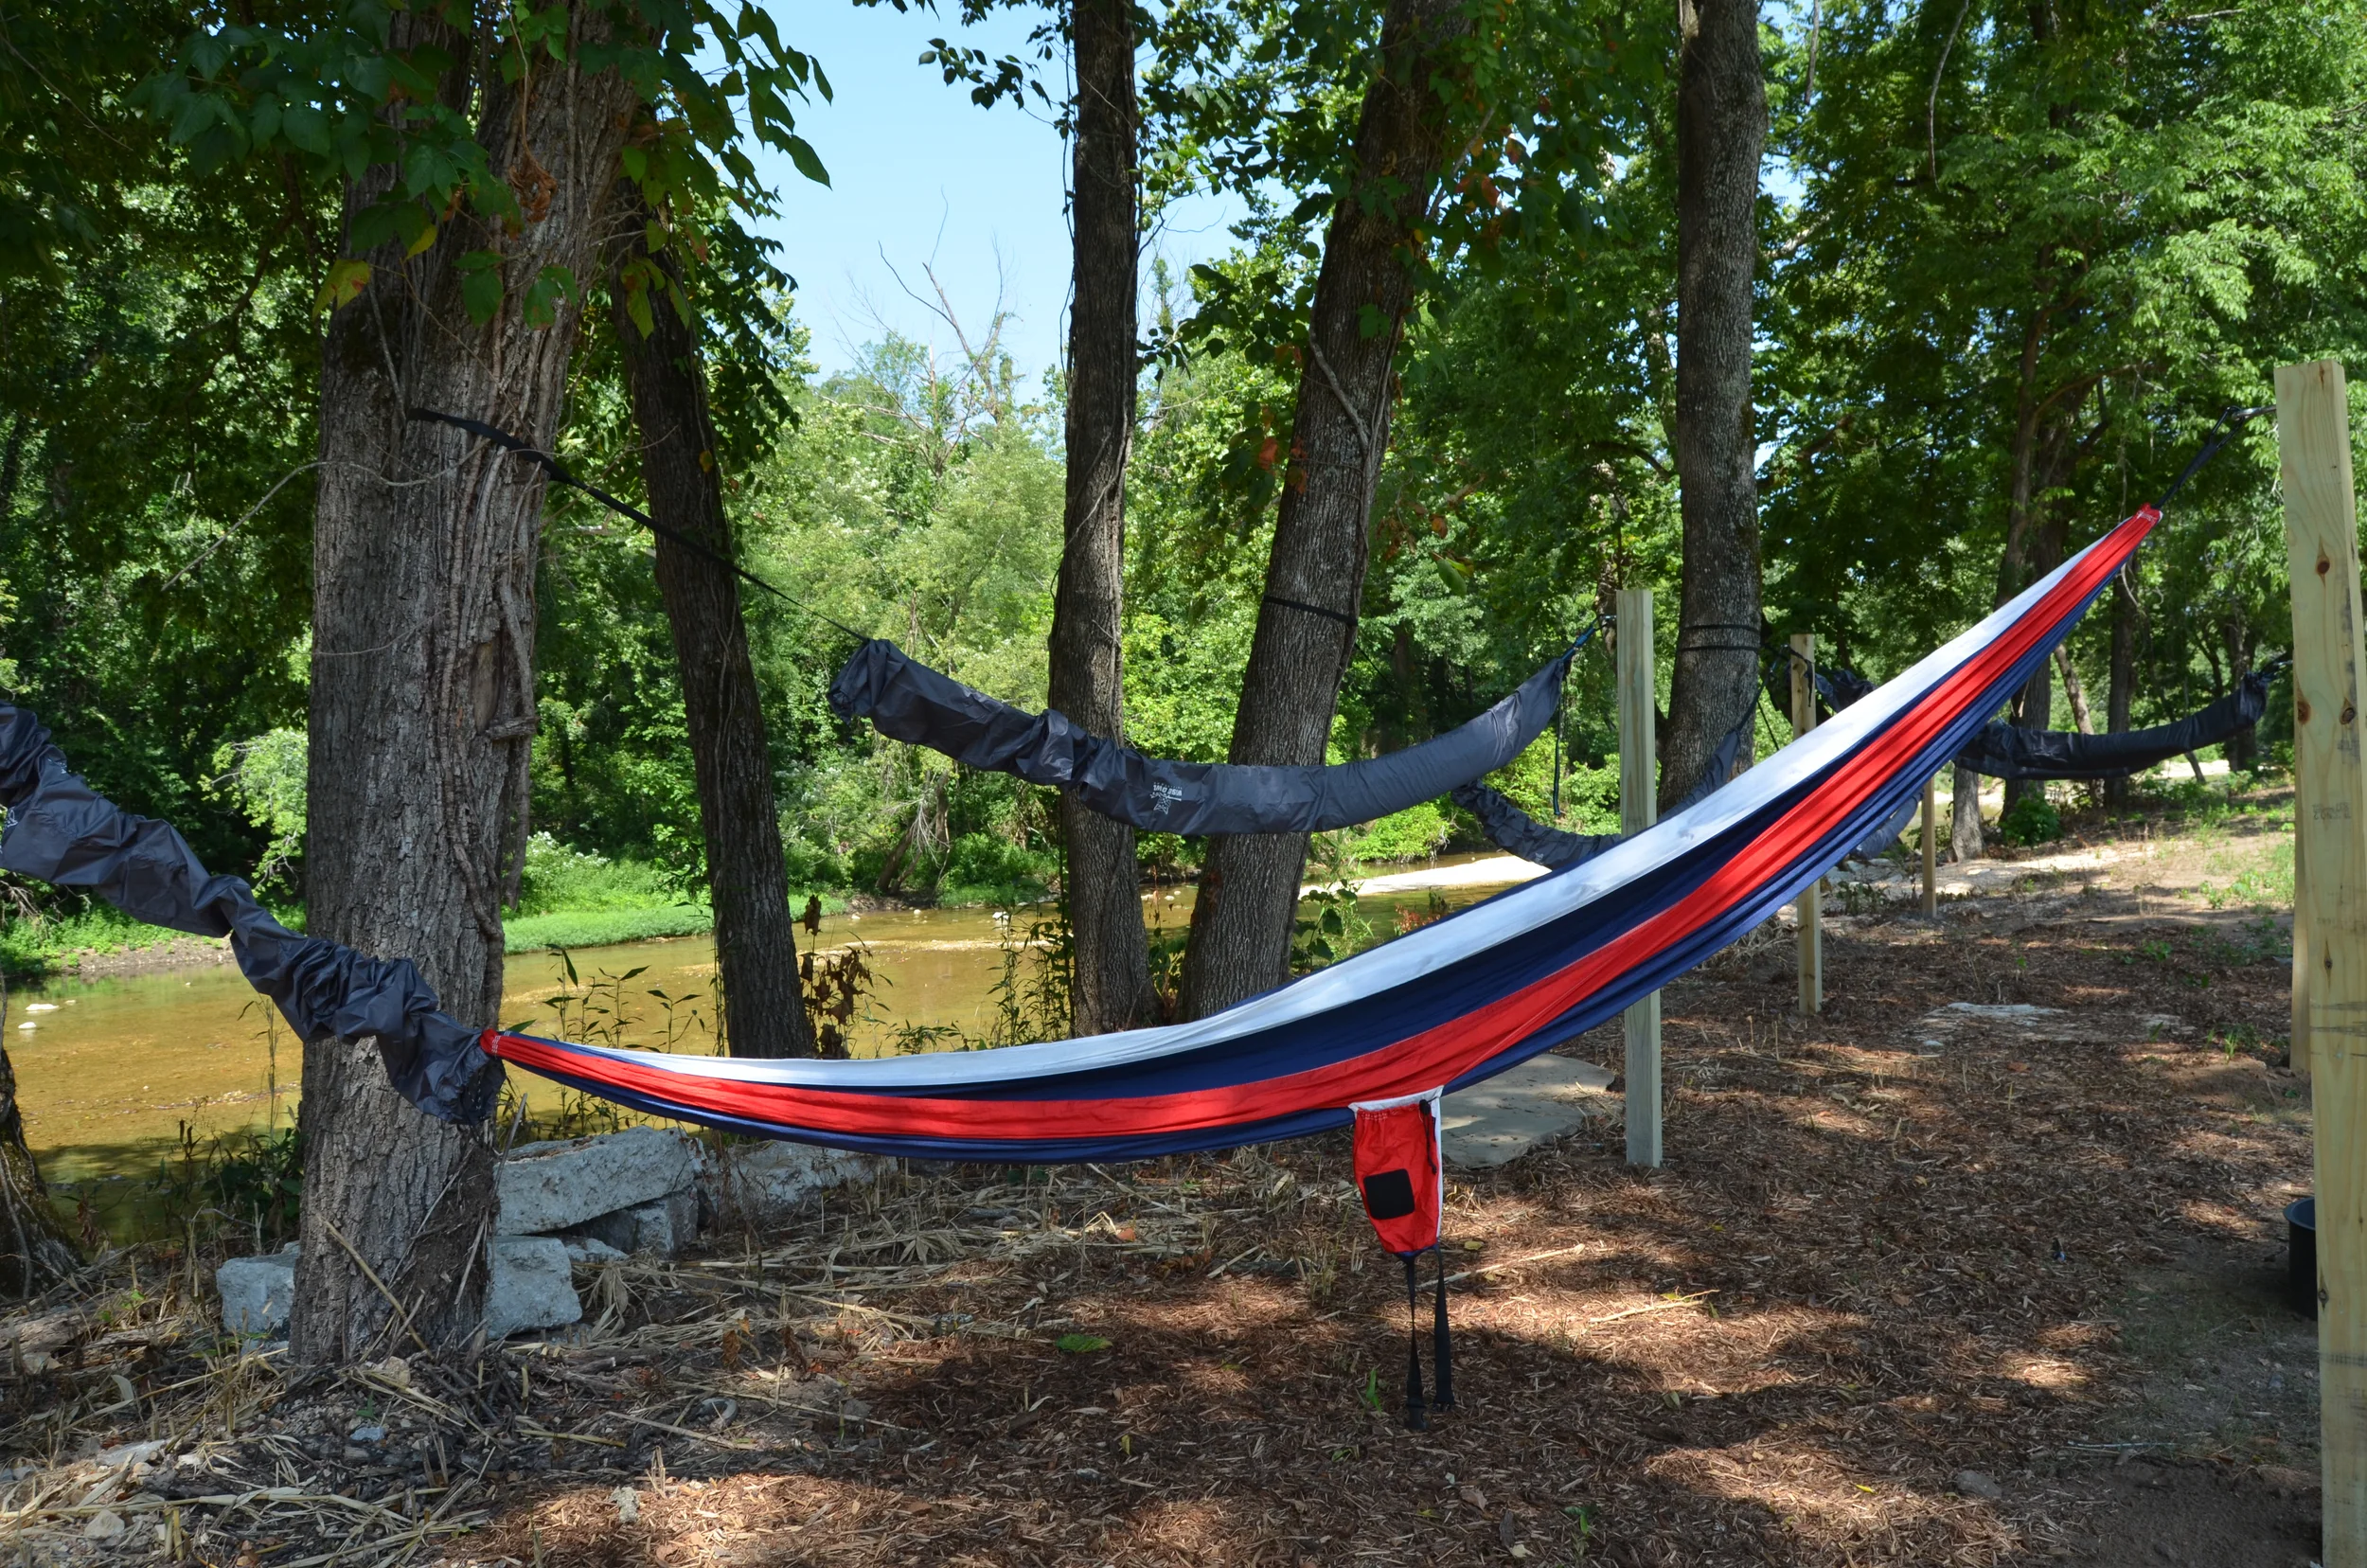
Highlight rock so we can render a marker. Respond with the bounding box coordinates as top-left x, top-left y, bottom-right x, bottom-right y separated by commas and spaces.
482, 1237, 581, 1340
1952, 1470, 2002, 1500
1439, 1055, 1618, 1167
348, 1424, 386, 1444
84, 1509, 125, 1541
496, 1126, 703, 1236
704, 1140, 881, 1232
562, 1236, 628, 1266
217, 1250, 298, 1339
612, 1486, 640, 1523
571, 1188, 699, 1257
